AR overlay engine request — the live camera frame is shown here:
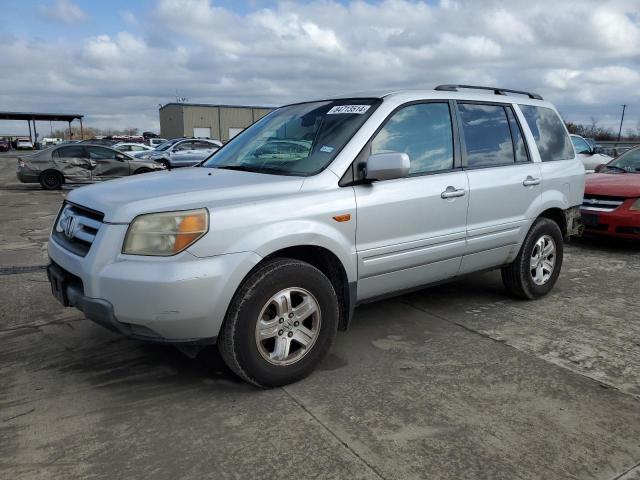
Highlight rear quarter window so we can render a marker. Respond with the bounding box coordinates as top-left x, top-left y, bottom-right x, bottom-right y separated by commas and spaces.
519, 105, 574, 162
